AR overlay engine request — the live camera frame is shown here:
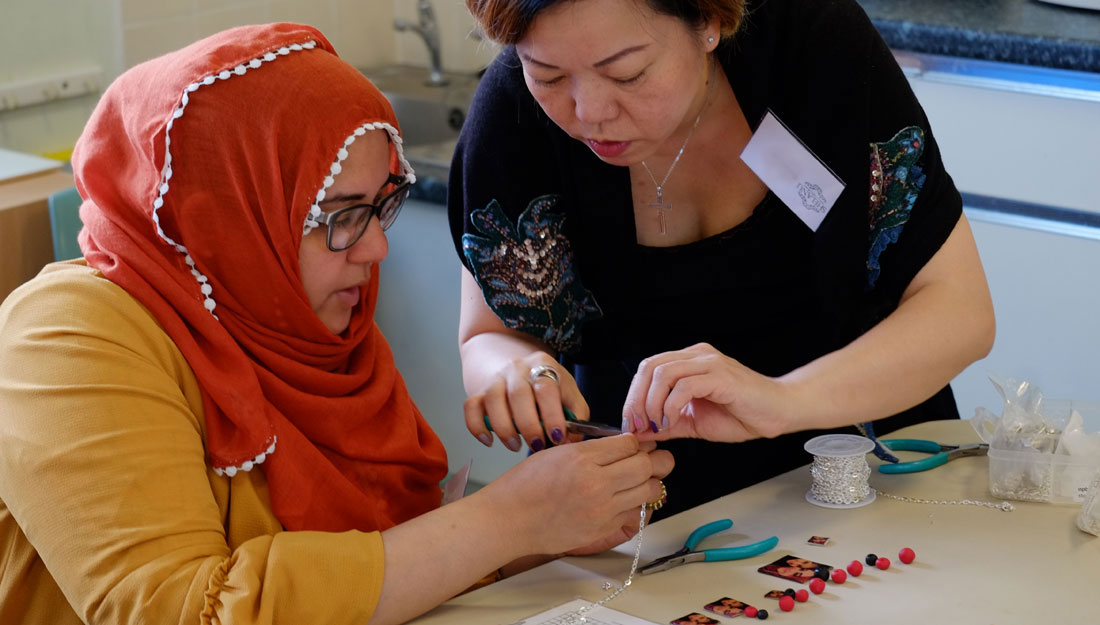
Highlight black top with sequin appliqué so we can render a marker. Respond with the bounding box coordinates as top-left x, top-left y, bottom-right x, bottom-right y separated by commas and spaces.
448, 0, 964, 518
